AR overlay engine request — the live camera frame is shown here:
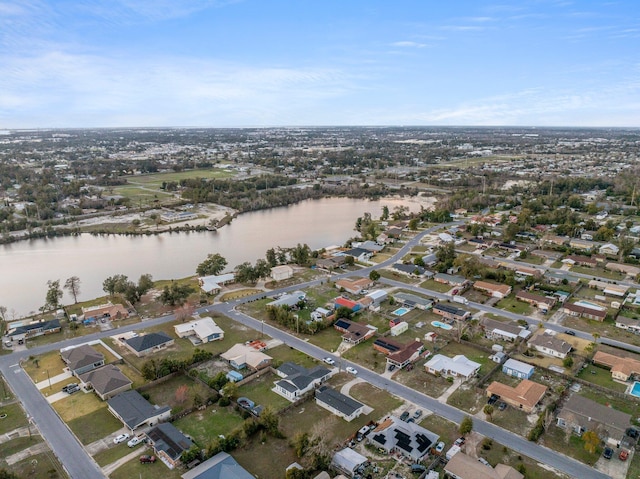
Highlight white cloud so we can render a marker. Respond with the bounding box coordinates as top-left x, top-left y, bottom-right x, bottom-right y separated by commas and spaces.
391, 41, 427, 48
